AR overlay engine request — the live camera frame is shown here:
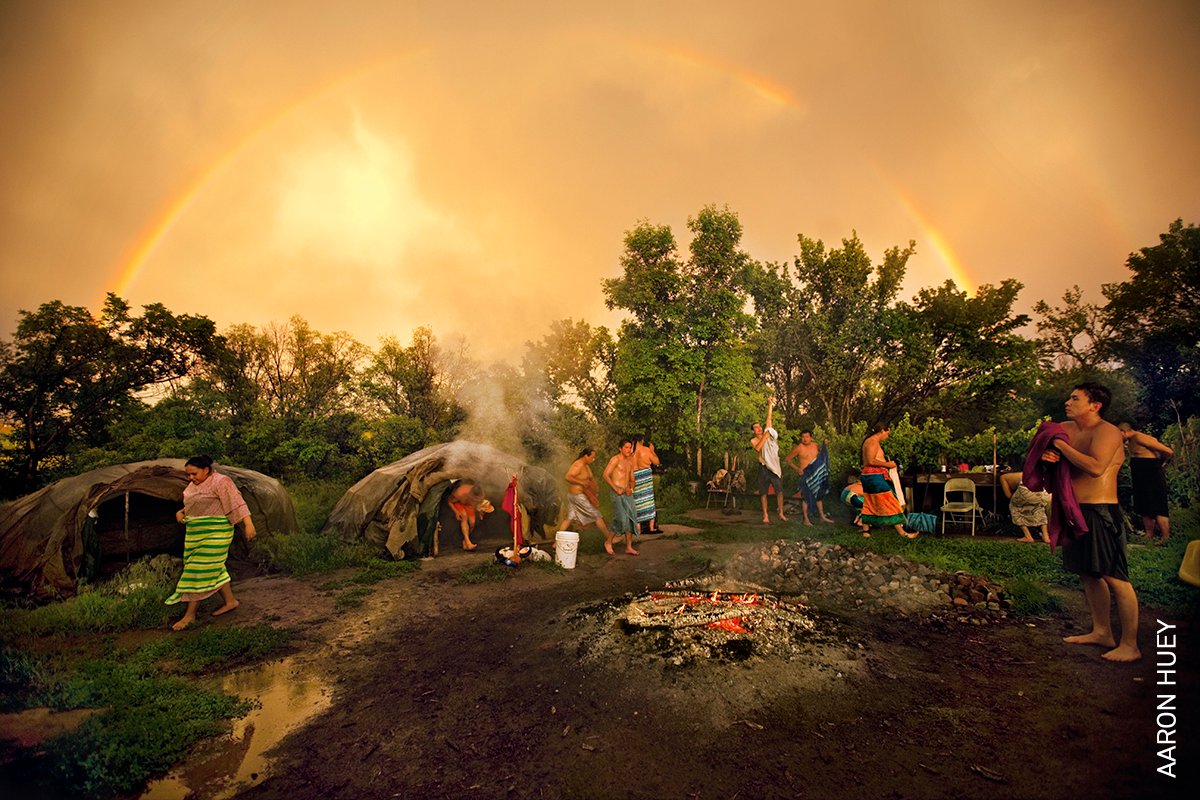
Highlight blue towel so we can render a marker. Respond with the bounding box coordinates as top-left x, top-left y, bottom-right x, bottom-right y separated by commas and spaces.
800, 444, 830, 515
